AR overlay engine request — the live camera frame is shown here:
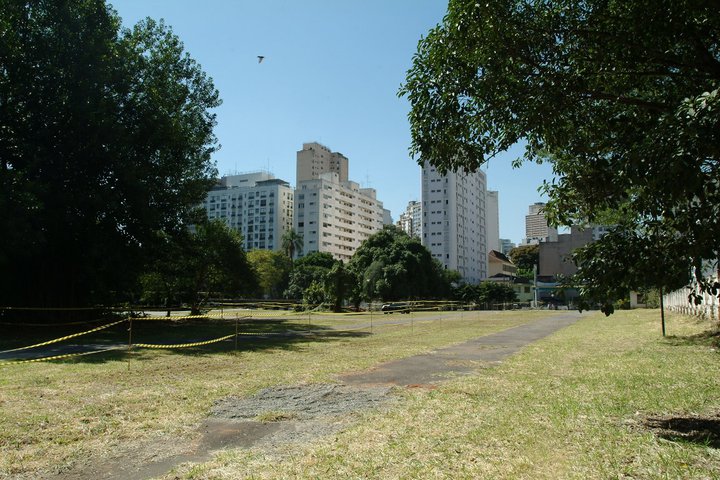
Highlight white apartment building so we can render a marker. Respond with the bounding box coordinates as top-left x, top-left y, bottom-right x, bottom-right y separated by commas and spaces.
486, 190, 500, 254
203, 172, 294, 252
500, 238, 516, 256
523, 202, 558, 244
421, 161, 488, 284
397, 200, 422, 239
296, 172, 385, 261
